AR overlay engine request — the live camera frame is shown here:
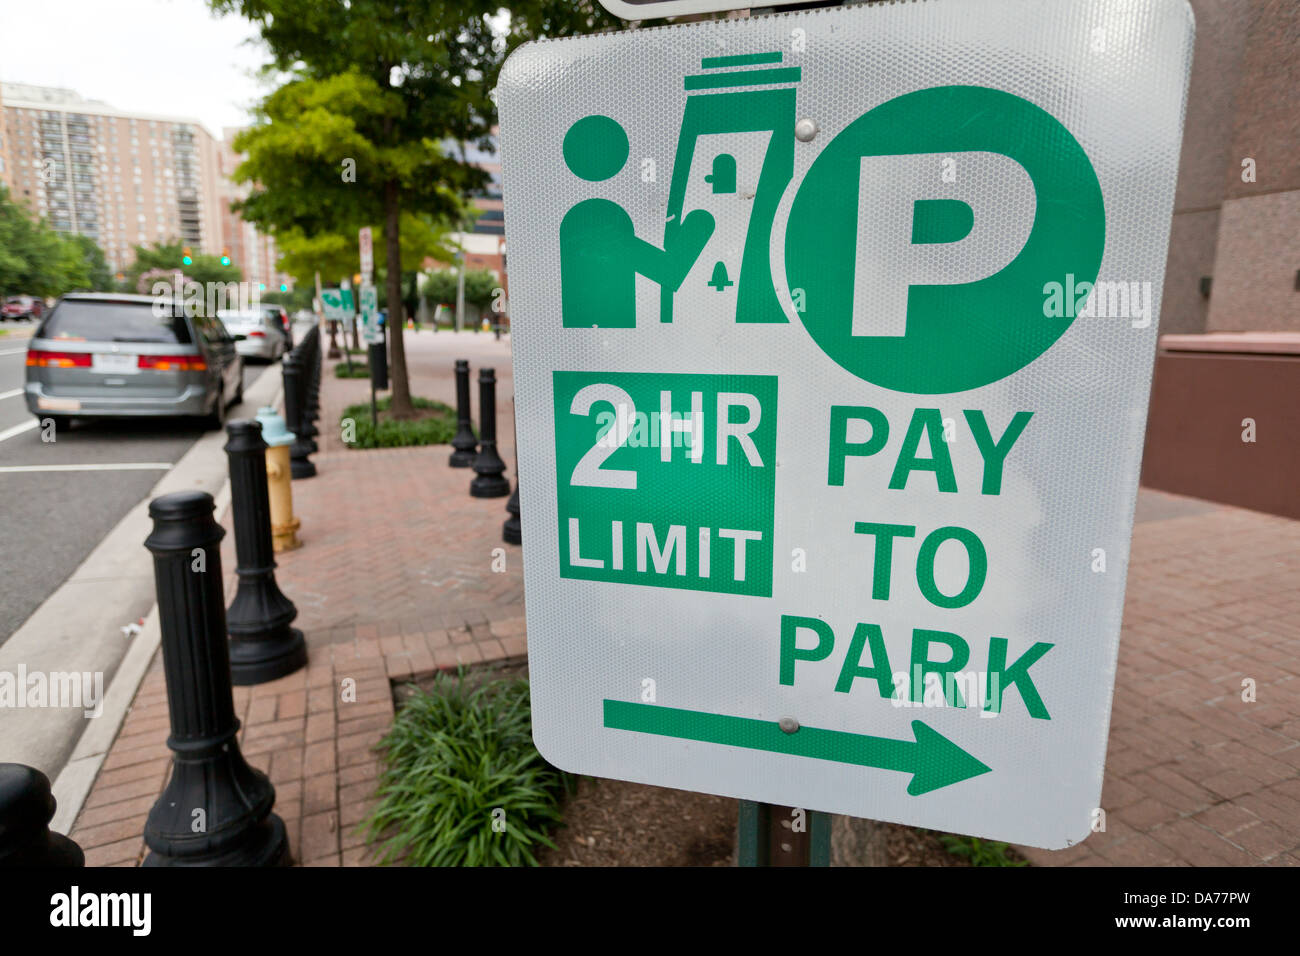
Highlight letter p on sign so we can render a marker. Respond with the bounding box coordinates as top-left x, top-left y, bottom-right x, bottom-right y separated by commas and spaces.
852, 152, 1036, 338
